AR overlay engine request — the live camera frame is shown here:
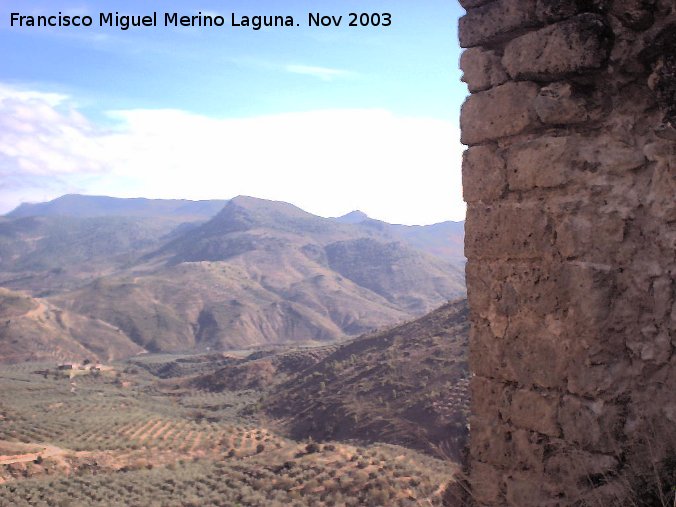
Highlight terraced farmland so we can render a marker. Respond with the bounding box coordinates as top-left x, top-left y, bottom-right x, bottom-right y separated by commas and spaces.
0, 358, 458, 506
